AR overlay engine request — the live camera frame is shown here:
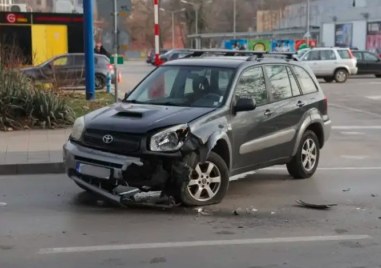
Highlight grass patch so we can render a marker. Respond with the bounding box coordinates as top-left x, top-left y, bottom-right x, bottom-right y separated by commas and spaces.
63, 91, 115, 118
